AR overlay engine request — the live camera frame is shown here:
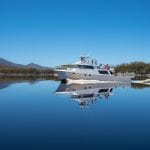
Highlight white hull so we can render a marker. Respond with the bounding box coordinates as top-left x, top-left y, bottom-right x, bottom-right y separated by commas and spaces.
131, 79, 150, 85
56, 70, 131, 82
